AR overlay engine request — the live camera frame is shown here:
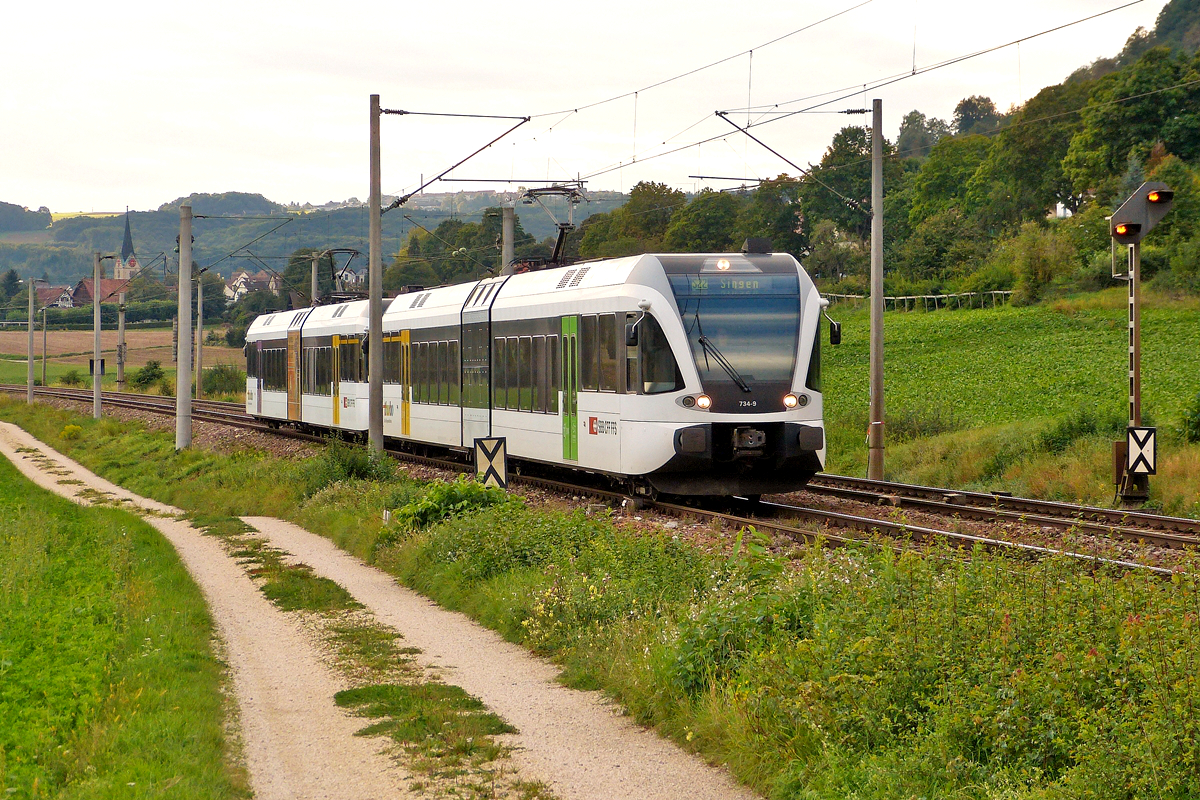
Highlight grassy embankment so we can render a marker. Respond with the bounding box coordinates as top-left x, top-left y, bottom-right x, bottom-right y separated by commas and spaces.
823, 289, 1200, 515
0, 448, 248, 798
3, 398, 1199, 800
